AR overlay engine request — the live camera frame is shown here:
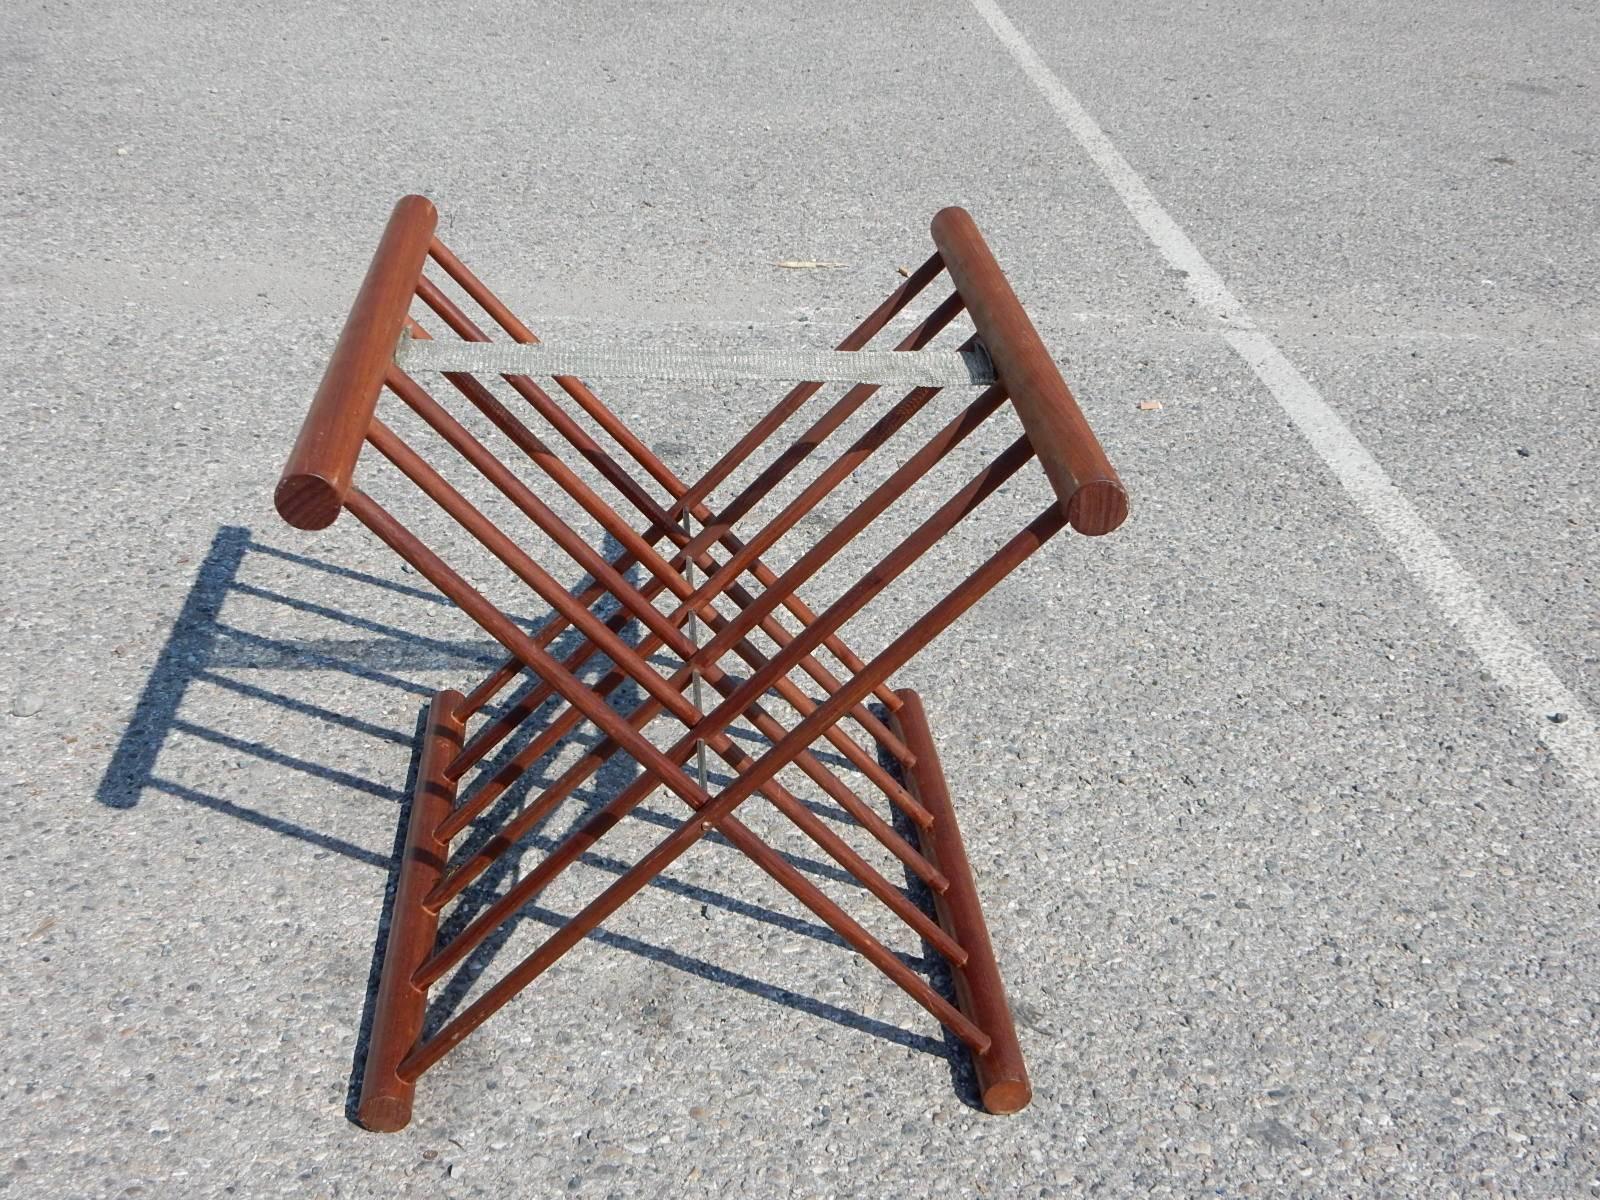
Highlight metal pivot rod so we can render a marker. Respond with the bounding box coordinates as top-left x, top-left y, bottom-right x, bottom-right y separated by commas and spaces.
681, 508, 710, 794
272, 195, 1128, 1132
